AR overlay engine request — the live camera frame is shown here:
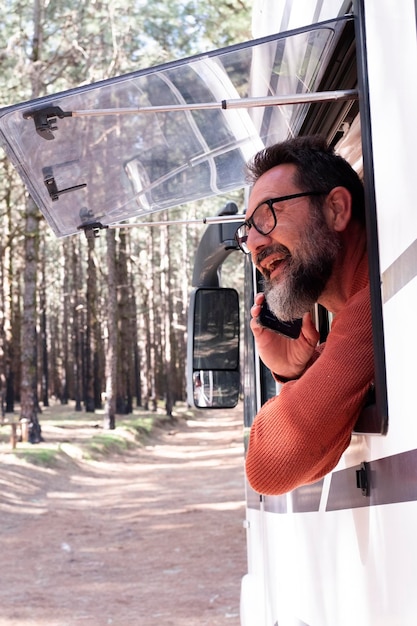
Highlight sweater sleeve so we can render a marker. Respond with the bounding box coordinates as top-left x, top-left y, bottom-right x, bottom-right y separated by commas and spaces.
273, 343, 325, 383
245, 285, 374, 496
